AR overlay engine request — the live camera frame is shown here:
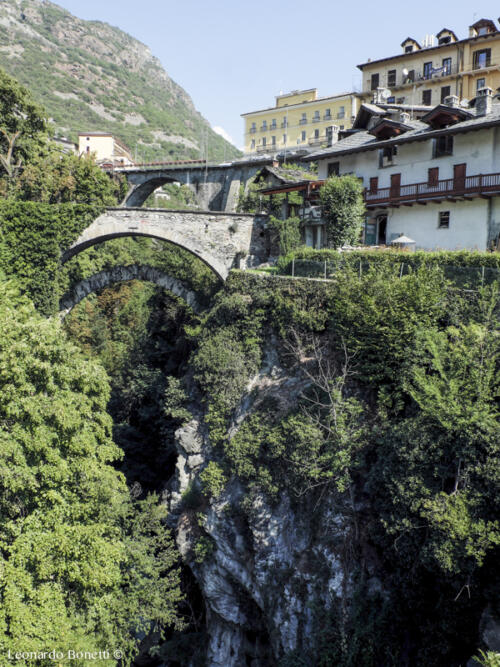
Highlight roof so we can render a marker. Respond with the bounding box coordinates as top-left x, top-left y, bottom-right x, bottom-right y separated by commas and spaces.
257, 165, 317, 185
436, 27, 458, 40
241, 91, 353, 117
303, 103, 500, 161
400, 37, 421, 48
357, 27, 500, 70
